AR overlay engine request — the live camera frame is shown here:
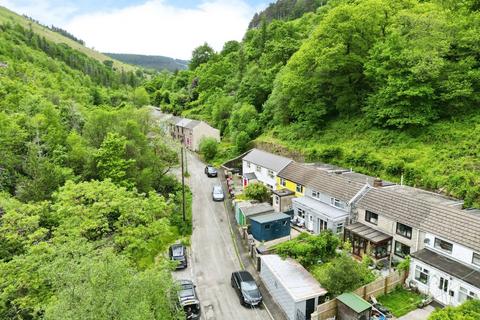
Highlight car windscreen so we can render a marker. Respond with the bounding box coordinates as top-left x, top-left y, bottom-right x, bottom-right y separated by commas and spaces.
183, 303, 200, 314
213, 186, 223, 194
240, 281, 258, 291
